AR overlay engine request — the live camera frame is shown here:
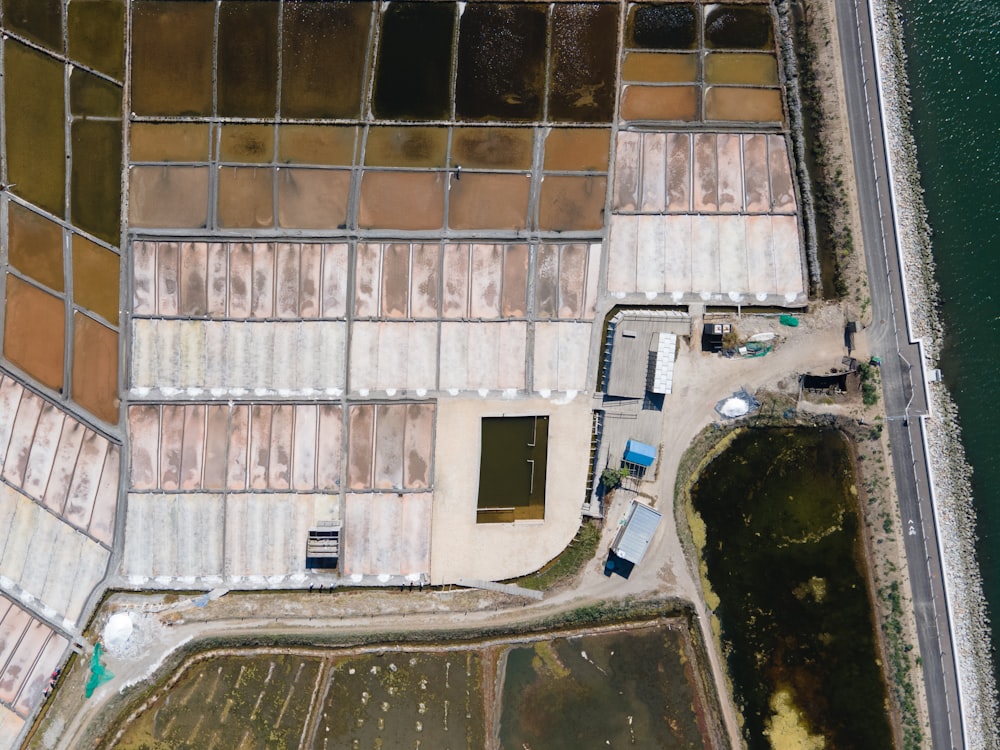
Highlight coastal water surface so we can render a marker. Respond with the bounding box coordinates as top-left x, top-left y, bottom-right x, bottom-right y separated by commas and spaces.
901, 0, 1000, 686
